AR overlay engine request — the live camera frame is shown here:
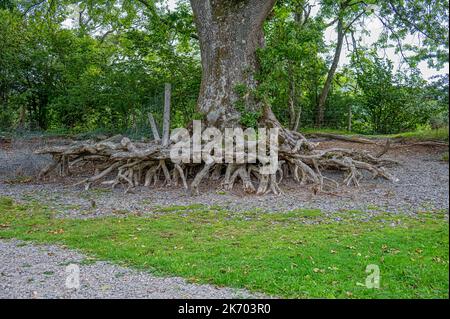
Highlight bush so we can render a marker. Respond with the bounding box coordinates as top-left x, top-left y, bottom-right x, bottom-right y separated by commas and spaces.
0, 108, 13, 131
